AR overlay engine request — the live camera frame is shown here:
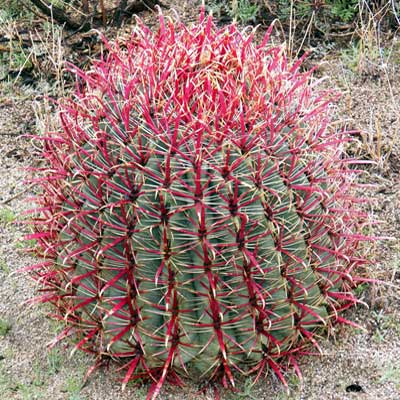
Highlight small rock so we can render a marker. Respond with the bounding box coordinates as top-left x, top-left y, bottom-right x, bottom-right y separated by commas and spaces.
346, 383, 365, 393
